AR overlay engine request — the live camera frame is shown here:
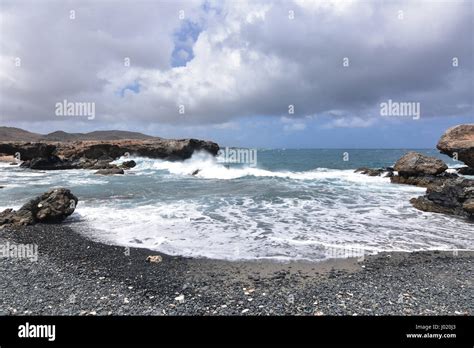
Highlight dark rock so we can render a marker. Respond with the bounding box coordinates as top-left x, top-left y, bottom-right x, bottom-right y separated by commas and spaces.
94, 168, 124, 175
120, 160, 136, 169
0, 138, 220, 170
457, 166, 474, 176
0, 188, 78, 228
191, 169, 201, 176
0, 142, 56, 161
437, 124, 474, 168
59, 139, 220, 161
394, 152, 447, 176
25, 156, 77, 170
390, 172, 458, 188
410, 178, 474, 218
